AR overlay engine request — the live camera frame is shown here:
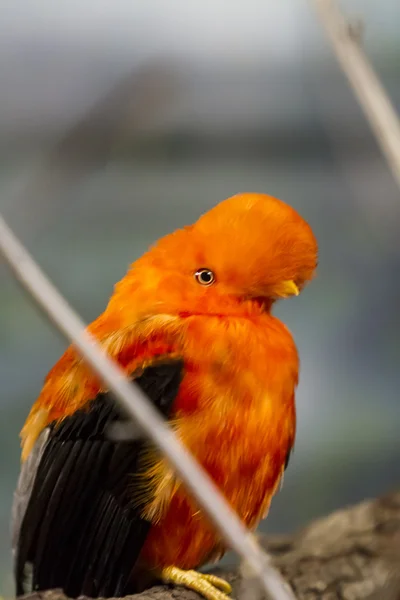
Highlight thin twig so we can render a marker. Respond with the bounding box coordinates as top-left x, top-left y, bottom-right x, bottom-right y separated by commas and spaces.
0, 215, 295, 600
311, 0, 400, 190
